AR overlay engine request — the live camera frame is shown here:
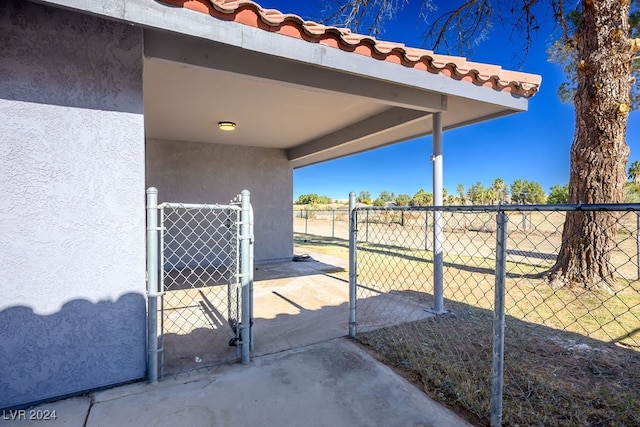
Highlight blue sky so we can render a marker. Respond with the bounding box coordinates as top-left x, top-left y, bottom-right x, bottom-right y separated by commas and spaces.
260, 1, 640, 200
